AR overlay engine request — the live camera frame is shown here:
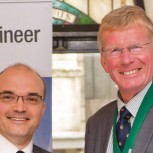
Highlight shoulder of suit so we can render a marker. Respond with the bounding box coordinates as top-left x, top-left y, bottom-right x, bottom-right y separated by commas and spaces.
33, 144, 51, 153
87, 100, 117, 121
